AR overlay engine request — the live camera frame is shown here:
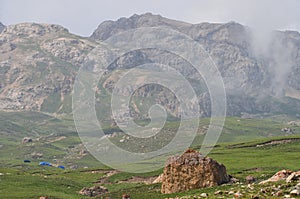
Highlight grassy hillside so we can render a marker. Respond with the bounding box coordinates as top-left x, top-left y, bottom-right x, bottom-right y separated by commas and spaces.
0, 134, 300, 198
0, 111, 300, 198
